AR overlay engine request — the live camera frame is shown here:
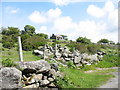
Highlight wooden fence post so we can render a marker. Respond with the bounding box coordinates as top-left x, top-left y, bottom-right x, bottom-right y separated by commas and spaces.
18, 36, 23, 62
